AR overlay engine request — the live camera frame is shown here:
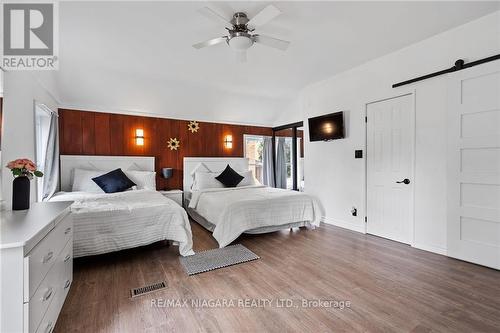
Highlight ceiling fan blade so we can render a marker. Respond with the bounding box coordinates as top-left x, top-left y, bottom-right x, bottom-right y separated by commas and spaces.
197, 6, 231, 27
235, 51, 247, 63
254, 34, 290, 51
192, 37, 227, 49
207, 1, 235, 20
247, 4, 281, 29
